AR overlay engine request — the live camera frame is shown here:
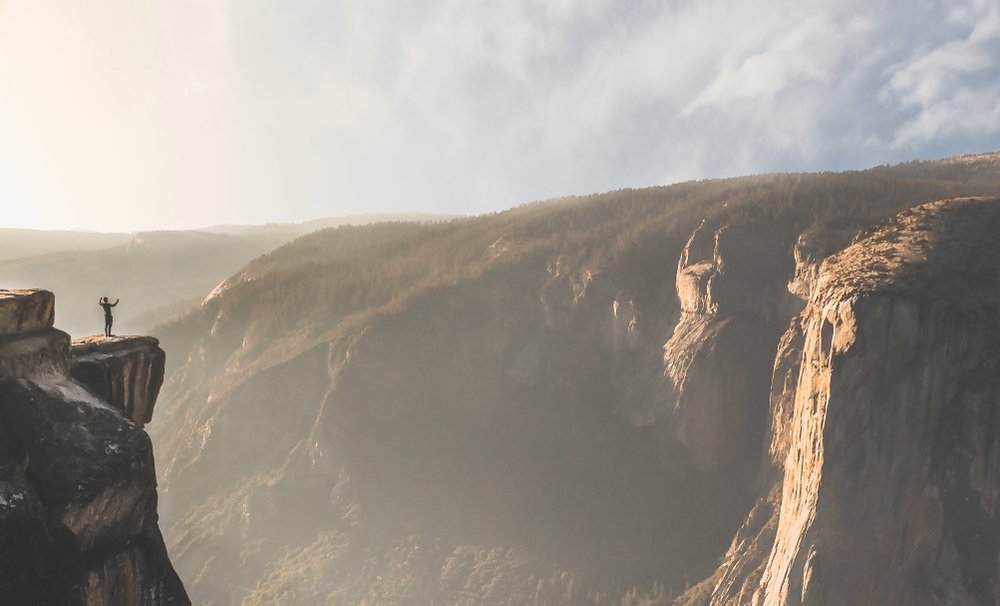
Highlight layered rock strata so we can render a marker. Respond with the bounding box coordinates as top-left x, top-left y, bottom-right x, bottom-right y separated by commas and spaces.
0, 289, 187, 605
701, 197, 1000, 605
